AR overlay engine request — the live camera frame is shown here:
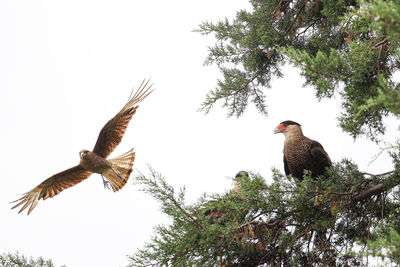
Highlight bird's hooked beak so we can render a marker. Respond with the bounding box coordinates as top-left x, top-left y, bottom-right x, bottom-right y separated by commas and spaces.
273, 123, 286, 134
